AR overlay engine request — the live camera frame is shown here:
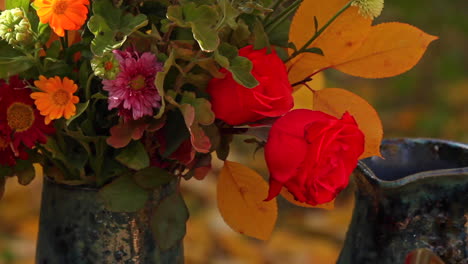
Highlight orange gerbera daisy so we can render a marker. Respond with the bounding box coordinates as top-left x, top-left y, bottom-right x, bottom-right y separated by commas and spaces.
34, 0, 90, 37
31, 76, 80, 124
